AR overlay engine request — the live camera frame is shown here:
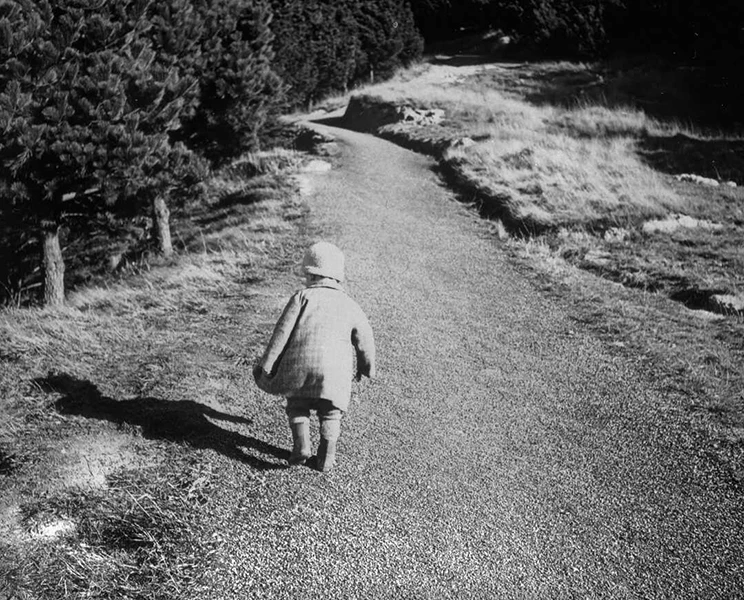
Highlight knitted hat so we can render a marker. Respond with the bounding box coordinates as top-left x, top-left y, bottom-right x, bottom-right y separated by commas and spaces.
302, 241, 345, 282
